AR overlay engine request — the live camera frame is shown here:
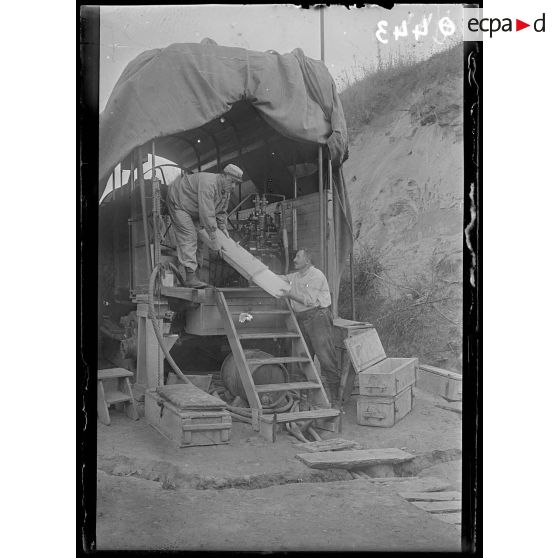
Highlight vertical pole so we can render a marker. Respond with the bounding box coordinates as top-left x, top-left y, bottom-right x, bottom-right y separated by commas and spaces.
350, 250, 356, 321
130, 157, 134, 193
319, 7, 327, 275
111, 167, 118, 296
320, 7, 325, 62
152, 141, 161, 270
137, 146, 153, 275
129, 157, 135, 295
328, 156, 337, 317
292, 152, 298, 252
318, 146, 324, 270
